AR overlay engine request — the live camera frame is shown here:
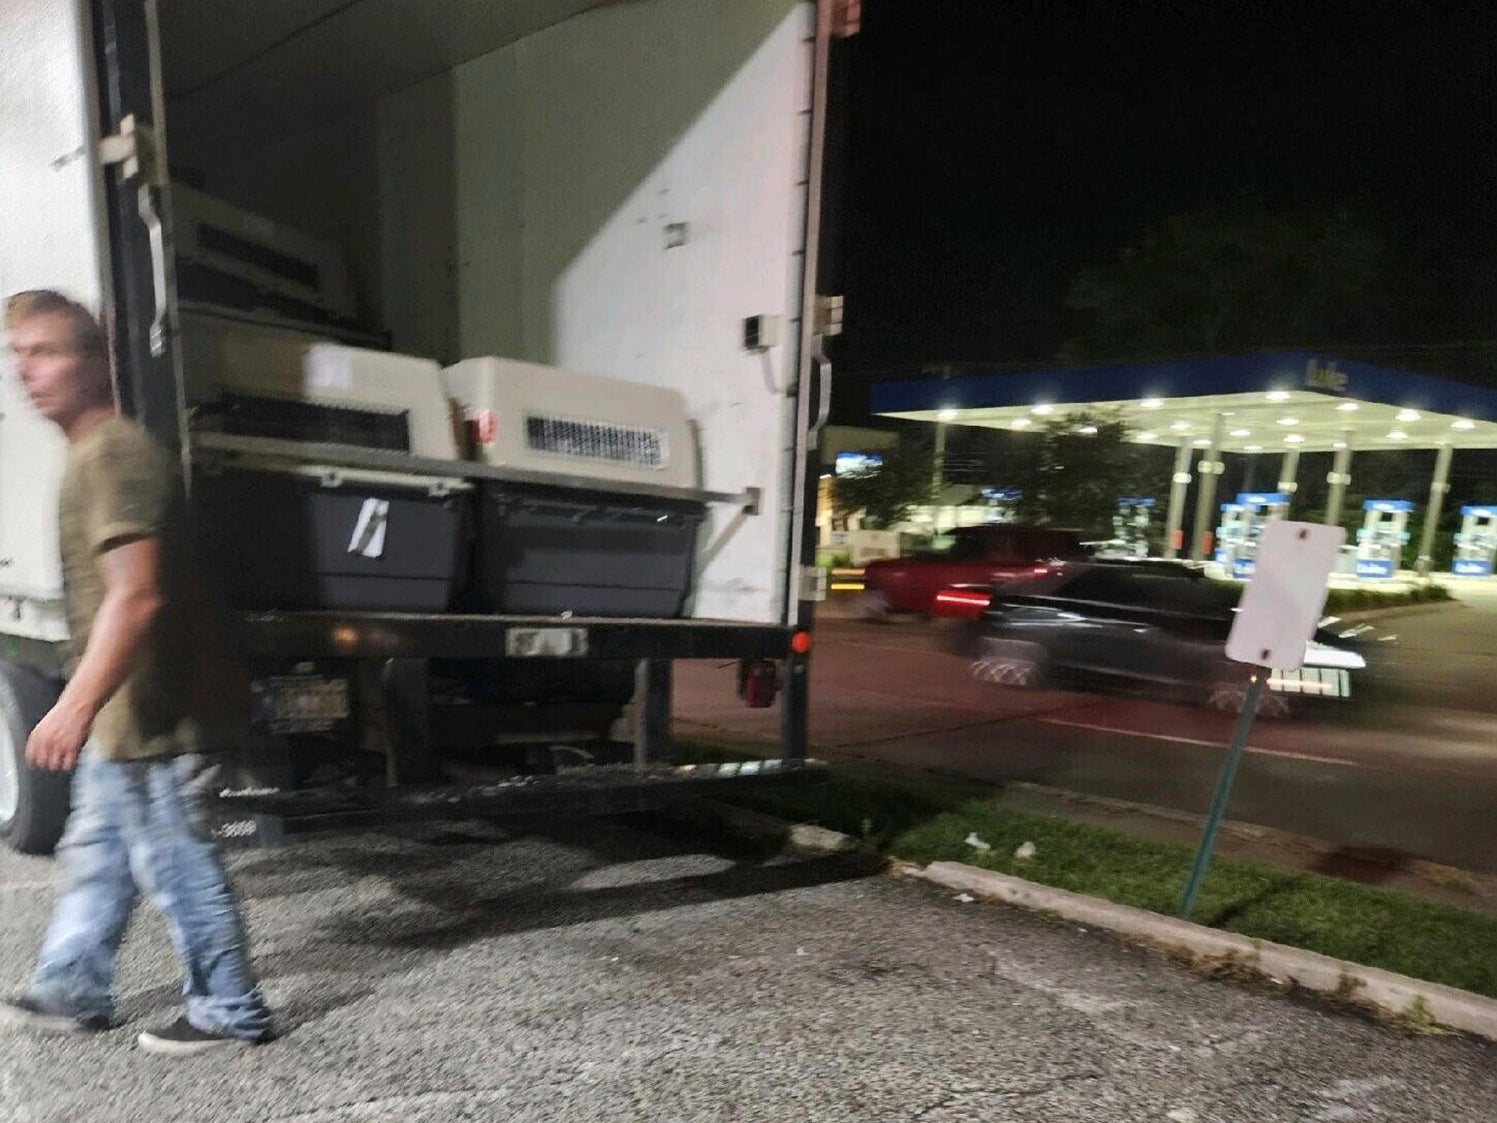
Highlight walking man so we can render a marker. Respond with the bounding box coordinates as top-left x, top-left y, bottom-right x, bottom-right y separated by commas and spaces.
0, 290, 272, 1055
